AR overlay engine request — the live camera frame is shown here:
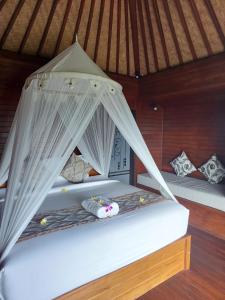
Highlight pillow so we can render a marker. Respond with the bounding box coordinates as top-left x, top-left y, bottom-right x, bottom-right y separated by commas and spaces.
61, 153, 92, 183
198, 154, 225, 184
170, 151, 197, 177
